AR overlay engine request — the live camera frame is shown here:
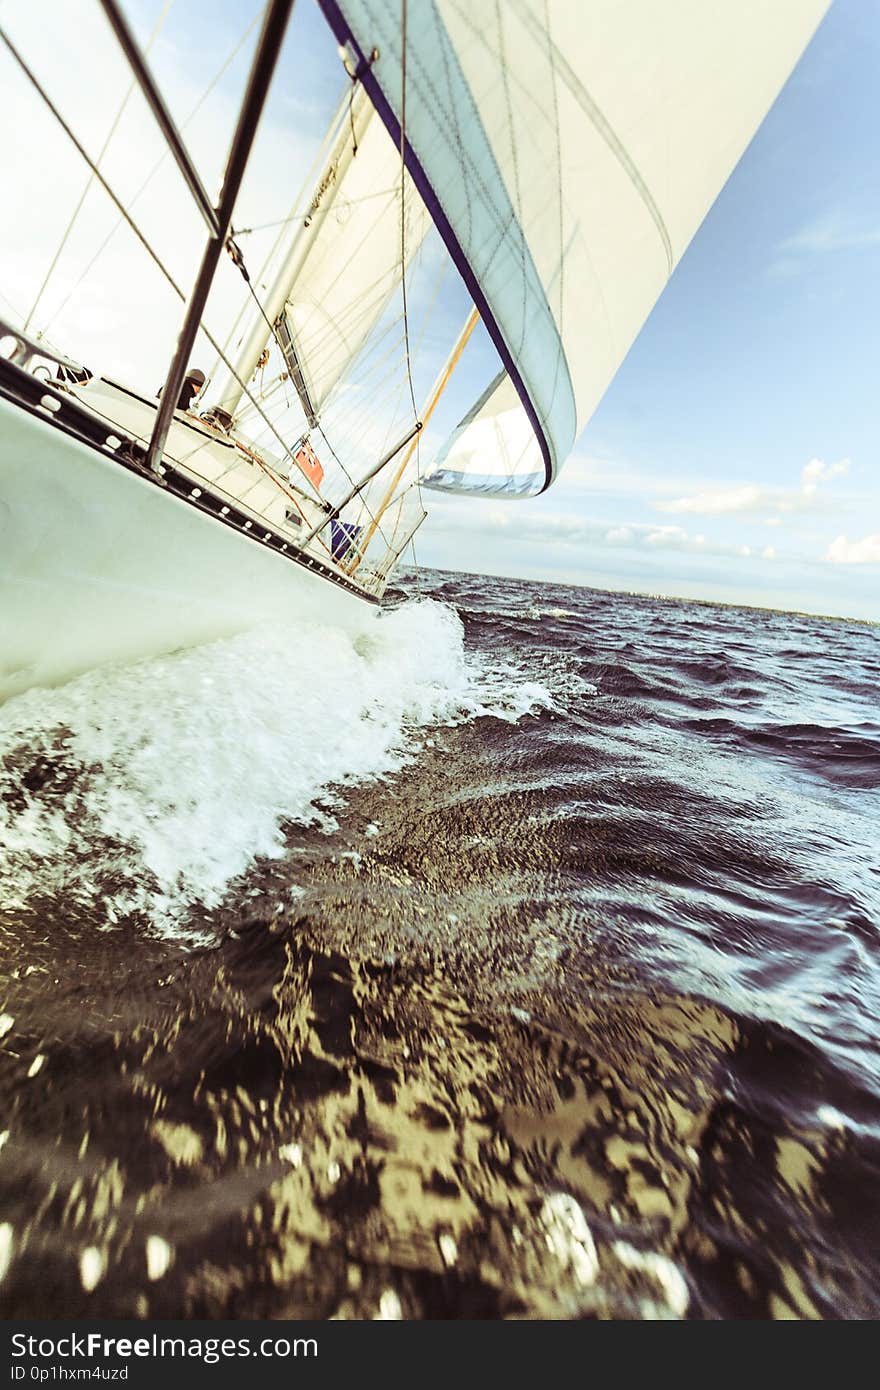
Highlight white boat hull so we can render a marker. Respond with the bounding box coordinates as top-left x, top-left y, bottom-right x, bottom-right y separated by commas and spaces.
0, 395, 378, 703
